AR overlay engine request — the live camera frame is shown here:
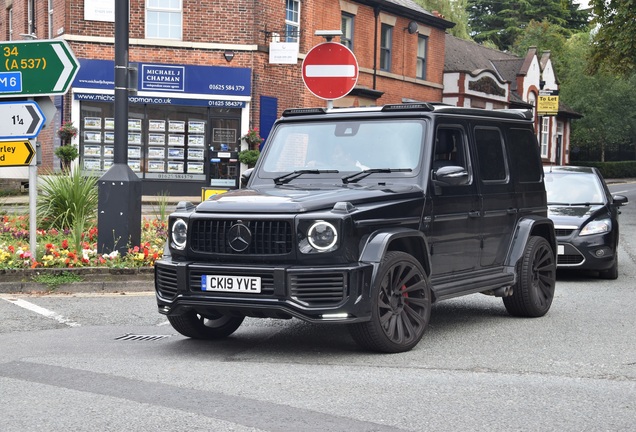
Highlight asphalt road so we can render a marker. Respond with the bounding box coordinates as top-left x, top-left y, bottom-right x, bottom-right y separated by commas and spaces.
0, 181, 634, 431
